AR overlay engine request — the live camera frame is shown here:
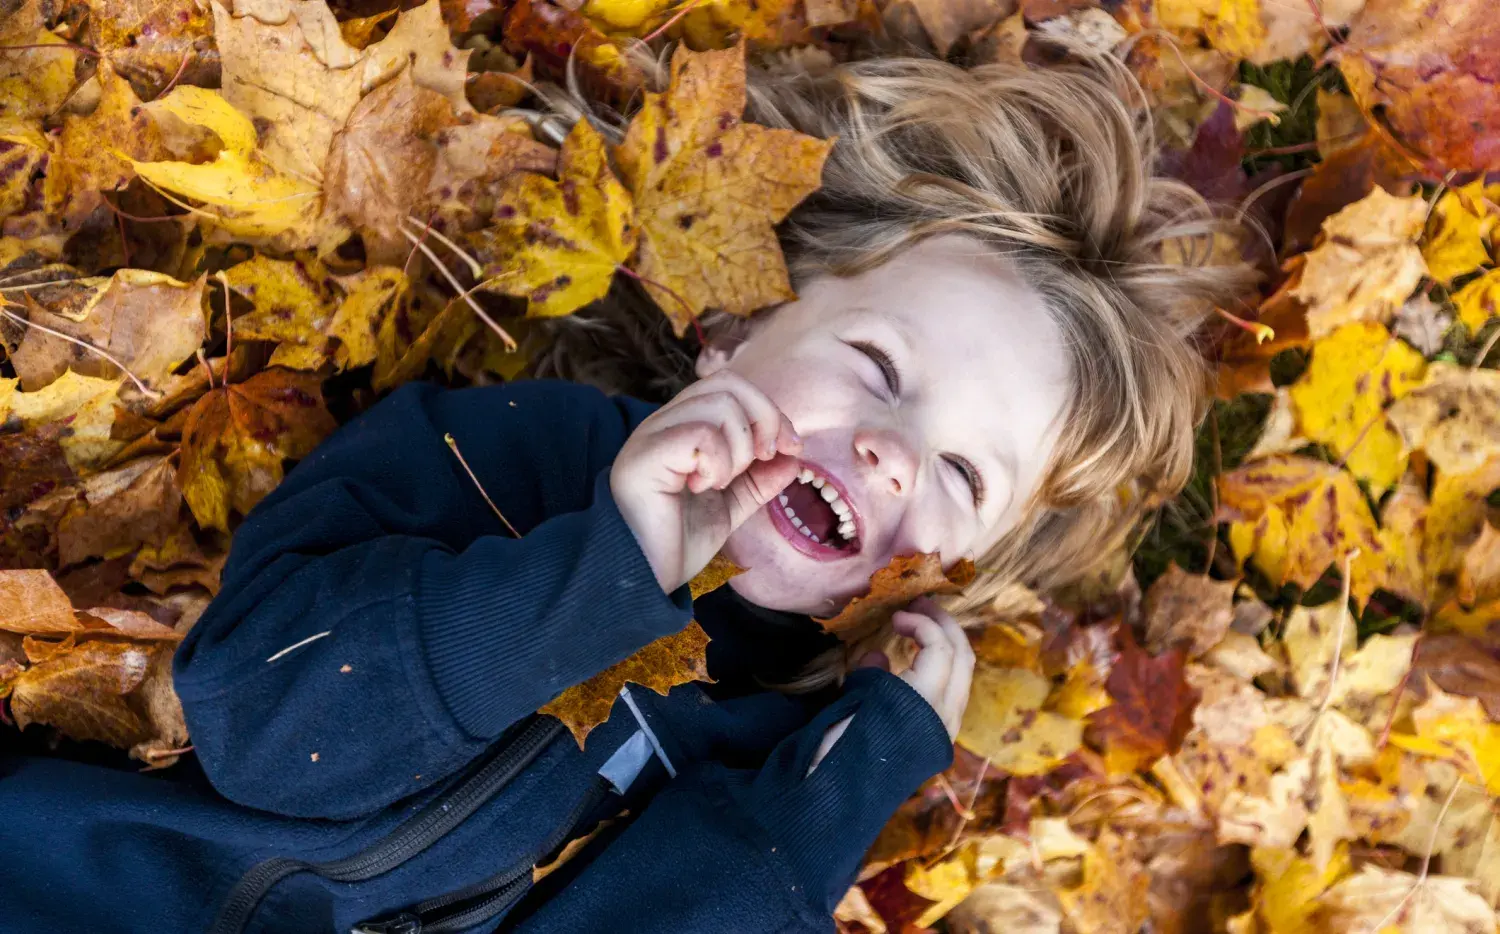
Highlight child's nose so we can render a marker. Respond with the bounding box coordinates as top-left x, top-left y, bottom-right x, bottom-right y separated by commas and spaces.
853, 427, 918, 496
